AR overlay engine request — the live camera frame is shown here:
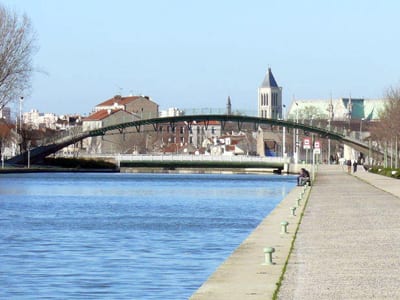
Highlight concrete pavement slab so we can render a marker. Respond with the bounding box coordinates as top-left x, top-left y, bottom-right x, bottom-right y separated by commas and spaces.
278, 165, 400, 299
